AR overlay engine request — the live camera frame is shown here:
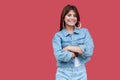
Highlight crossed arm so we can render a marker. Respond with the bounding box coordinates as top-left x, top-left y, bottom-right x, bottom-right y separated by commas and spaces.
63, 46, 83, 58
